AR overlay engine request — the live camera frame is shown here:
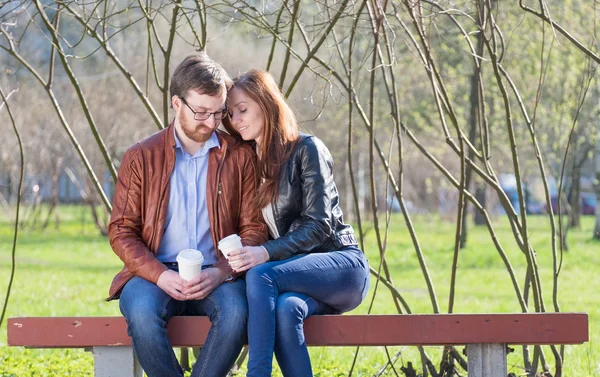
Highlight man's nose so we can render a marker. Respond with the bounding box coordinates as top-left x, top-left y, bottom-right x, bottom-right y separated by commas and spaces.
204, 114, 217, 127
